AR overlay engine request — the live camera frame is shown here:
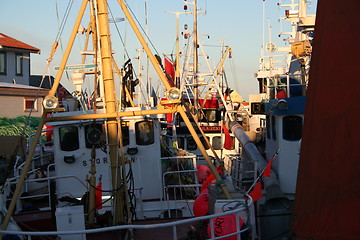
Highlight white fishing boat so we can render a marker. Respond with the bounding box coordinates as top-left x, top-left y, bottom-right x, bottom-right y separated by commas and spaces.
0, 1, 258, 239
